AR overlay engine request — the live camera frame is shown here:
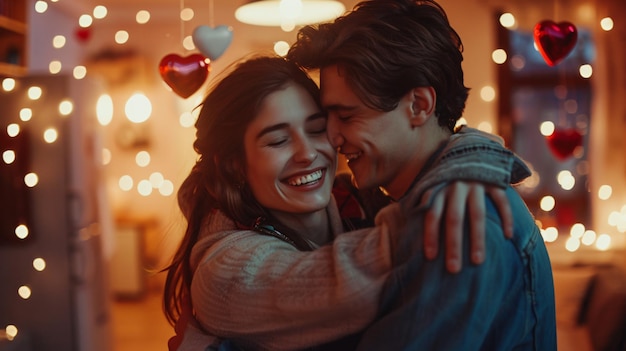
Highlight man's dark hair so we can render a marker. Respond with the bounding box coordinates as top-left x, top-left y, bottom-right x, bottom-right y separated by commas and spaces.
287, 0, 470, 132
